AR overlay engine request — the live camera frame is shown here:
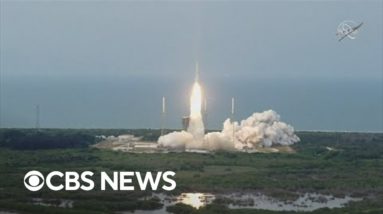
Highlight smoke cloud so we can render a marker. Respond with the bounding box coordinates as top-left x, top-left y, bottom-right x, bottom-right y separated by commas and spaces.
158, 110, 299, 152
